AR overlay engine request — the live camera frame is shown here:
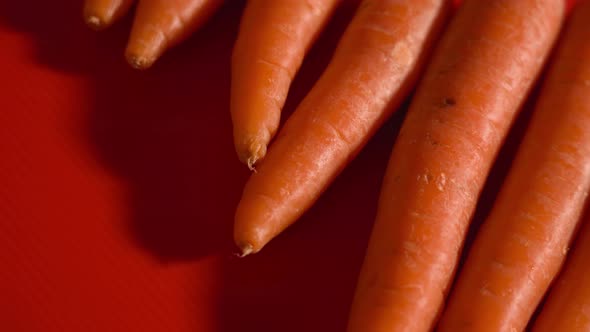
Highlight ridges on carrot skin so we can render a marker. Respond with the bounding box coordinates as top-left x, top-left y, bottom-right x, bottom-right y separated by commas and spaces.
230, 0, 340, 169
233, 0, 453, 257
348, 0, 565, 329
